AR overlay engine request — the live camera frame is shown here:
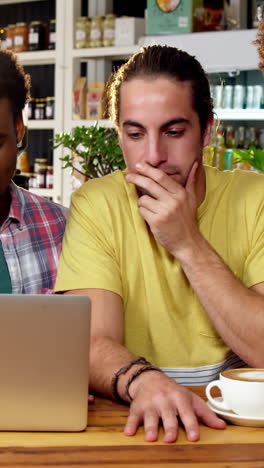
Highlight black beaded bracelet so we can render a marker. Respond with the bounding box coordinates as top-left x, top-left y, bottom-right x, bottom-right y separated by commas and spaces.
125, 364, 163, 402
111, 357, 151, 404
